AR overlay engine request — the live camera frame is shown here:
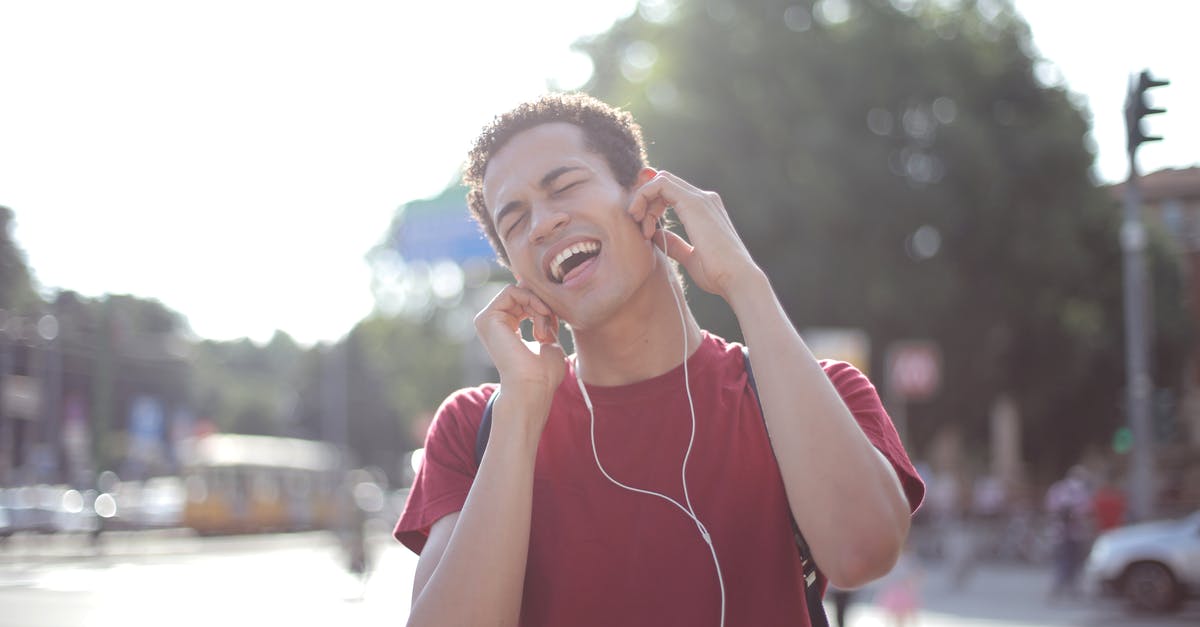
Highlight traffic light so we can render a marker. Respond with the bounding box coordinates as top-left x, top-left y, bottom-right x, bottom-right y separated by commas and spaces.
1125, 70, 1168, 156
